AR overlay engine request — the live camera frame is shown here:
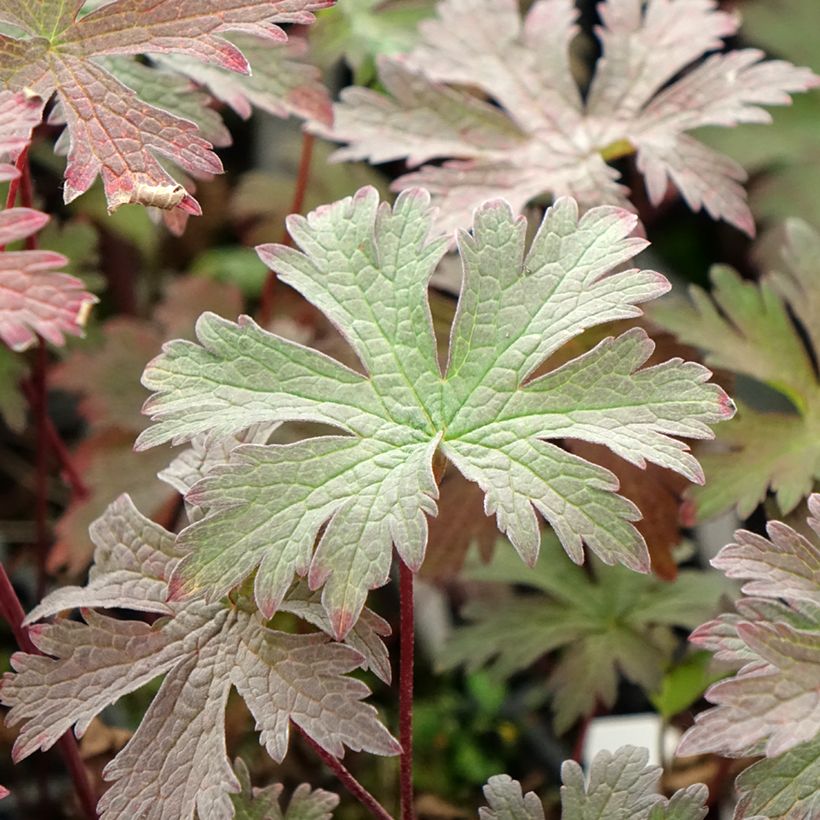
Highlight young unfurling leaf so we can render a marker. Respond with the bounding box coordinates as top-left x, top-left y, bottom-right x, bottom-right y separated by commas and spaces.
323, 0, 817, 235
139, 188, 731, 638
1, 496, 398, 820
